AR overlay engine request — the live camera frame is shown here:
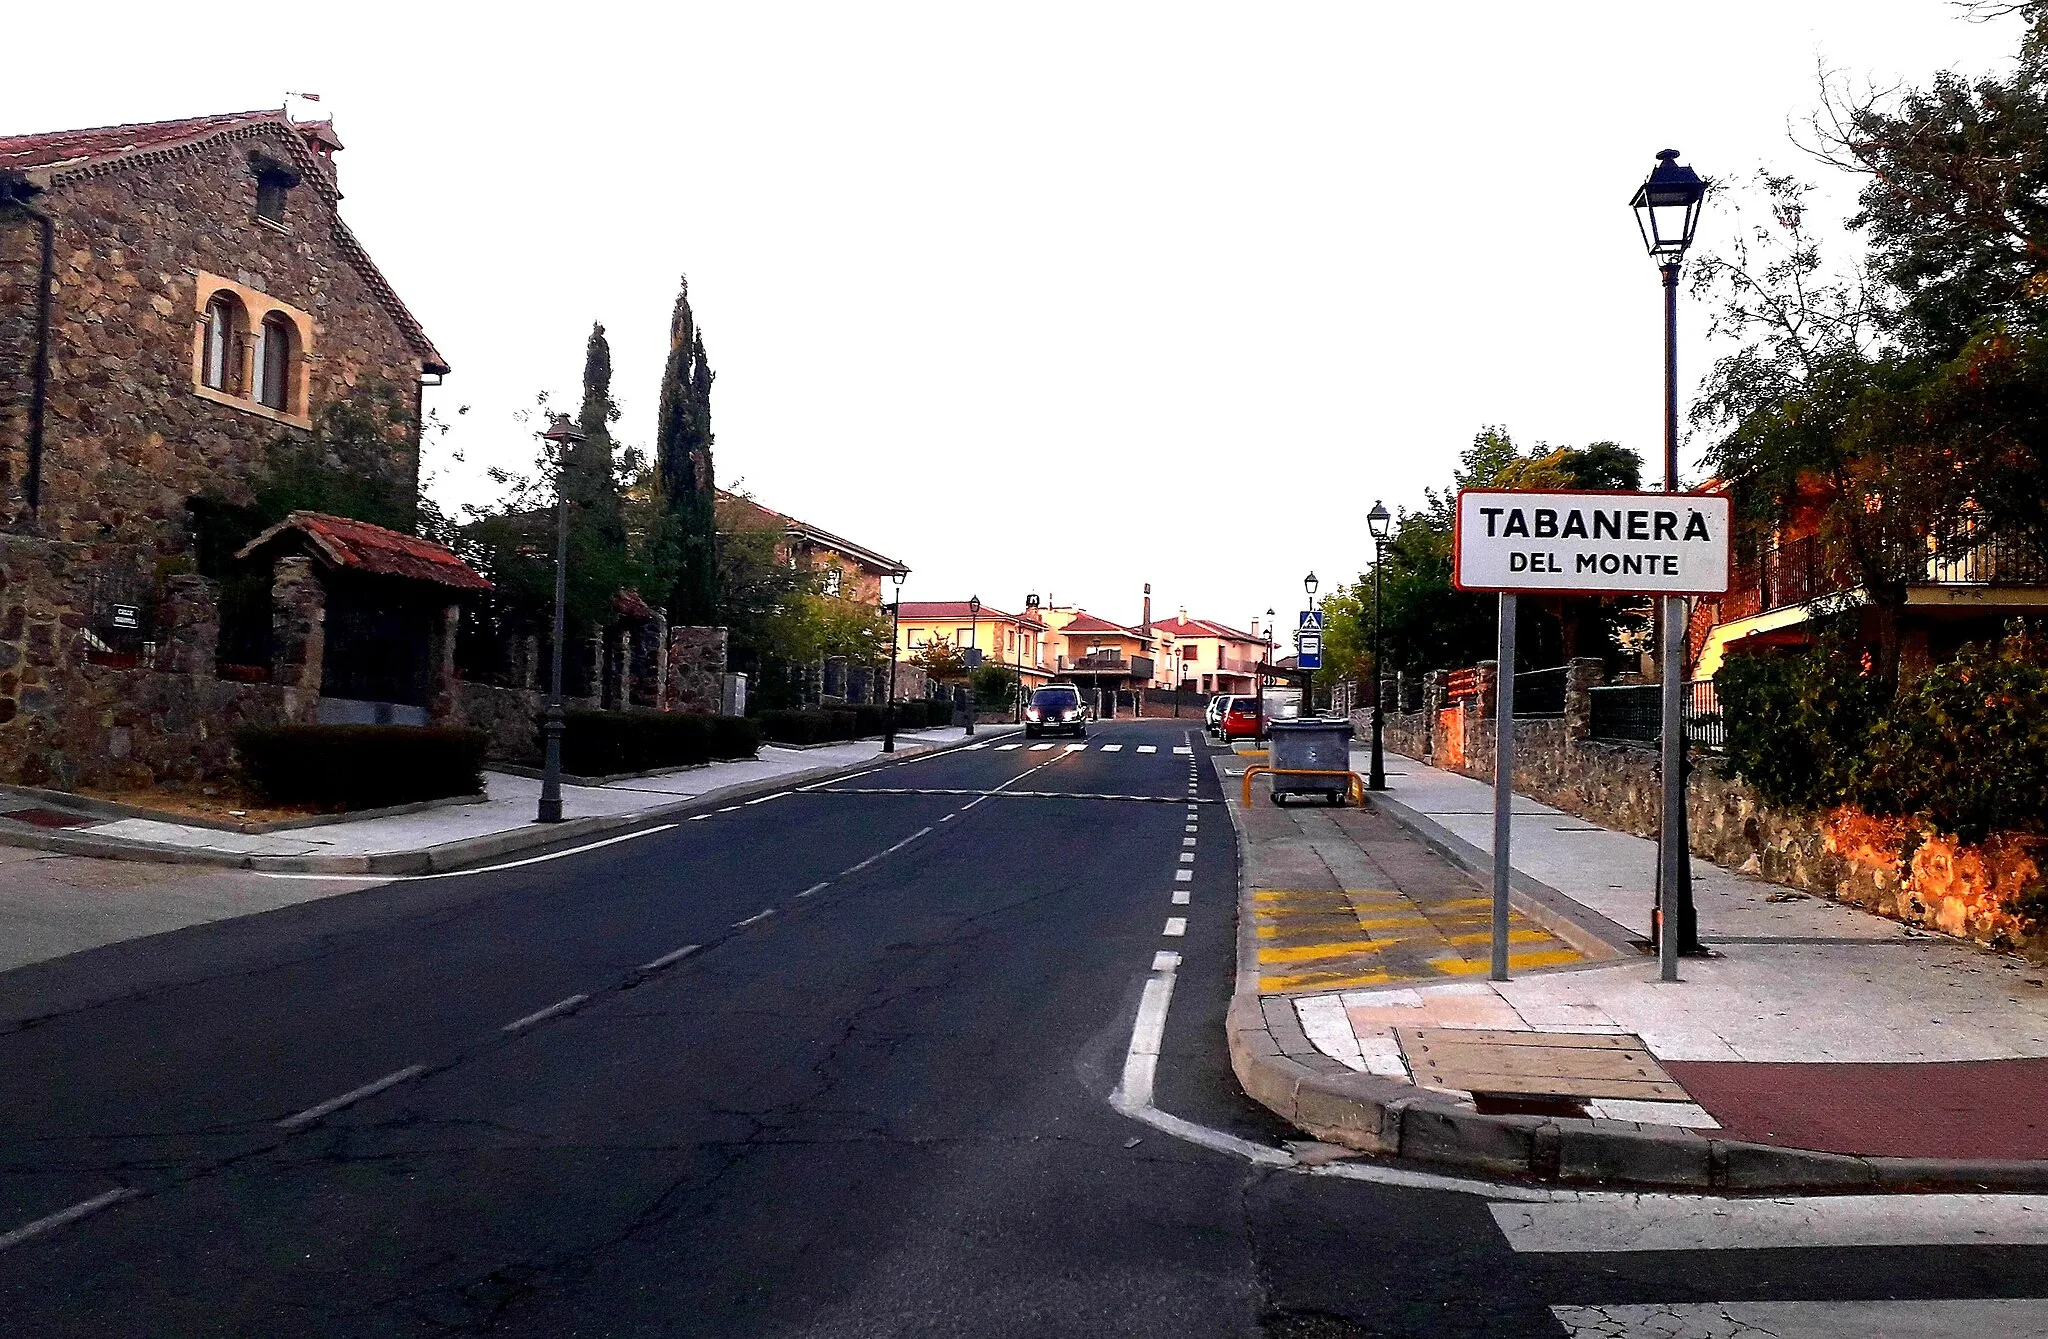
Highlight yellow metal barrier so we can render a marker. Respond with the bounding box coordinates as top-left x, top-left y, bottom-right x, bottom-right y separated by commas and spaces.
1240, 765, 1365, 808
